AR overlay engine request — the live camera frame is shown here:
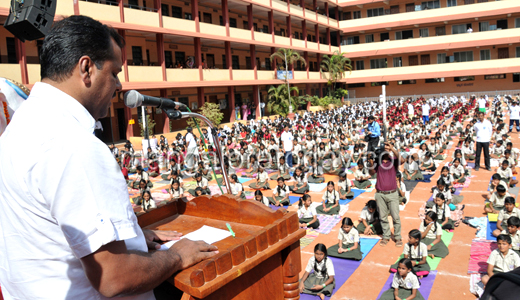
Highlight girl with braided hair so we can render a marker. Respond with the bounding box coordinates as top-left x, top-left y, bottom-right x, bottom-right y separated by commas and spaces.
300, 243, 335, 299
390, 229, 430, 277
327, 217, 363, 260
419, 211, 449, 259
378, 258, 425, 300
269, 177, 291, 206
428, 193, 455, 230
317, 181, 340, 215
